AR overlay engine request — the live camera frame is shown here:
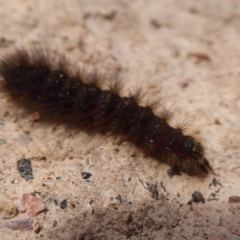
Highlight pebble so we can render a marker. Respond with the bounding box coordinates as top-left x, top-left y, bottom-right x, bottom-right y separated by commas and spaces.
52, 220, 57, 228
17, 158, 34, 181
34, 221, 41, 233
0, 201, 18, 219
21, 194, 47, 217
229, 196, 240, 203
81, 172, 92, 179
0, 218, 33, 231
189, 191, 205, 204
59, 199, 68, 209
69, 201, 75, 209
